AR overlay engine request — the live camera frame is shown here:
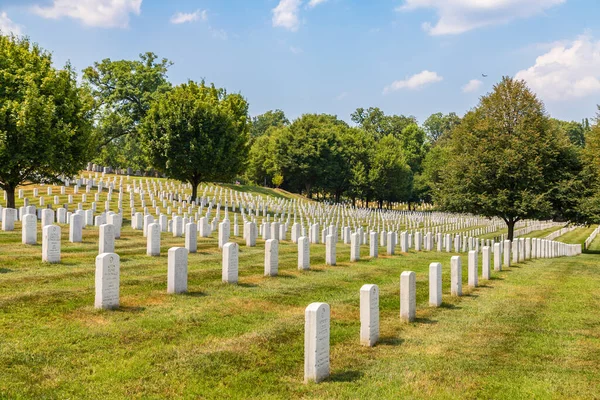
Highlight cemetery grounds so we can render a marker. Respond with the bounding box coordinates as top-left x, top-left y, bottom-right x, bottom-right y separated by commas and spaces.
1, 174, 599, 399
